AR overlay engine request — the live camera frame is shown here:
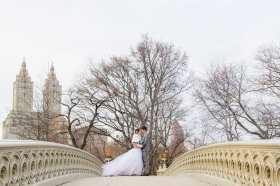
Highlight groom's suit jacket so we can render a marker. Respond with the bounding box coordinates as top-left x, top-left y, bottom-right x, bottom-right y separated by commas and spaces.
141, 132, 150, 175
141, 132, 150, 156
